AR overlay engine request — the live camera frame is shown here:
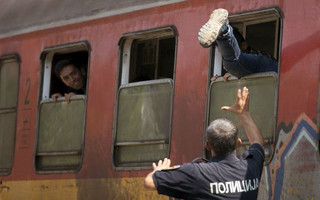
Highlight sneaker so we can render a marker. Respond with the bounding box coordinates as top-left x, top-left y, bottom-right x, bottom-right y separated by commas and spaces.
198, 8, 229, 48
